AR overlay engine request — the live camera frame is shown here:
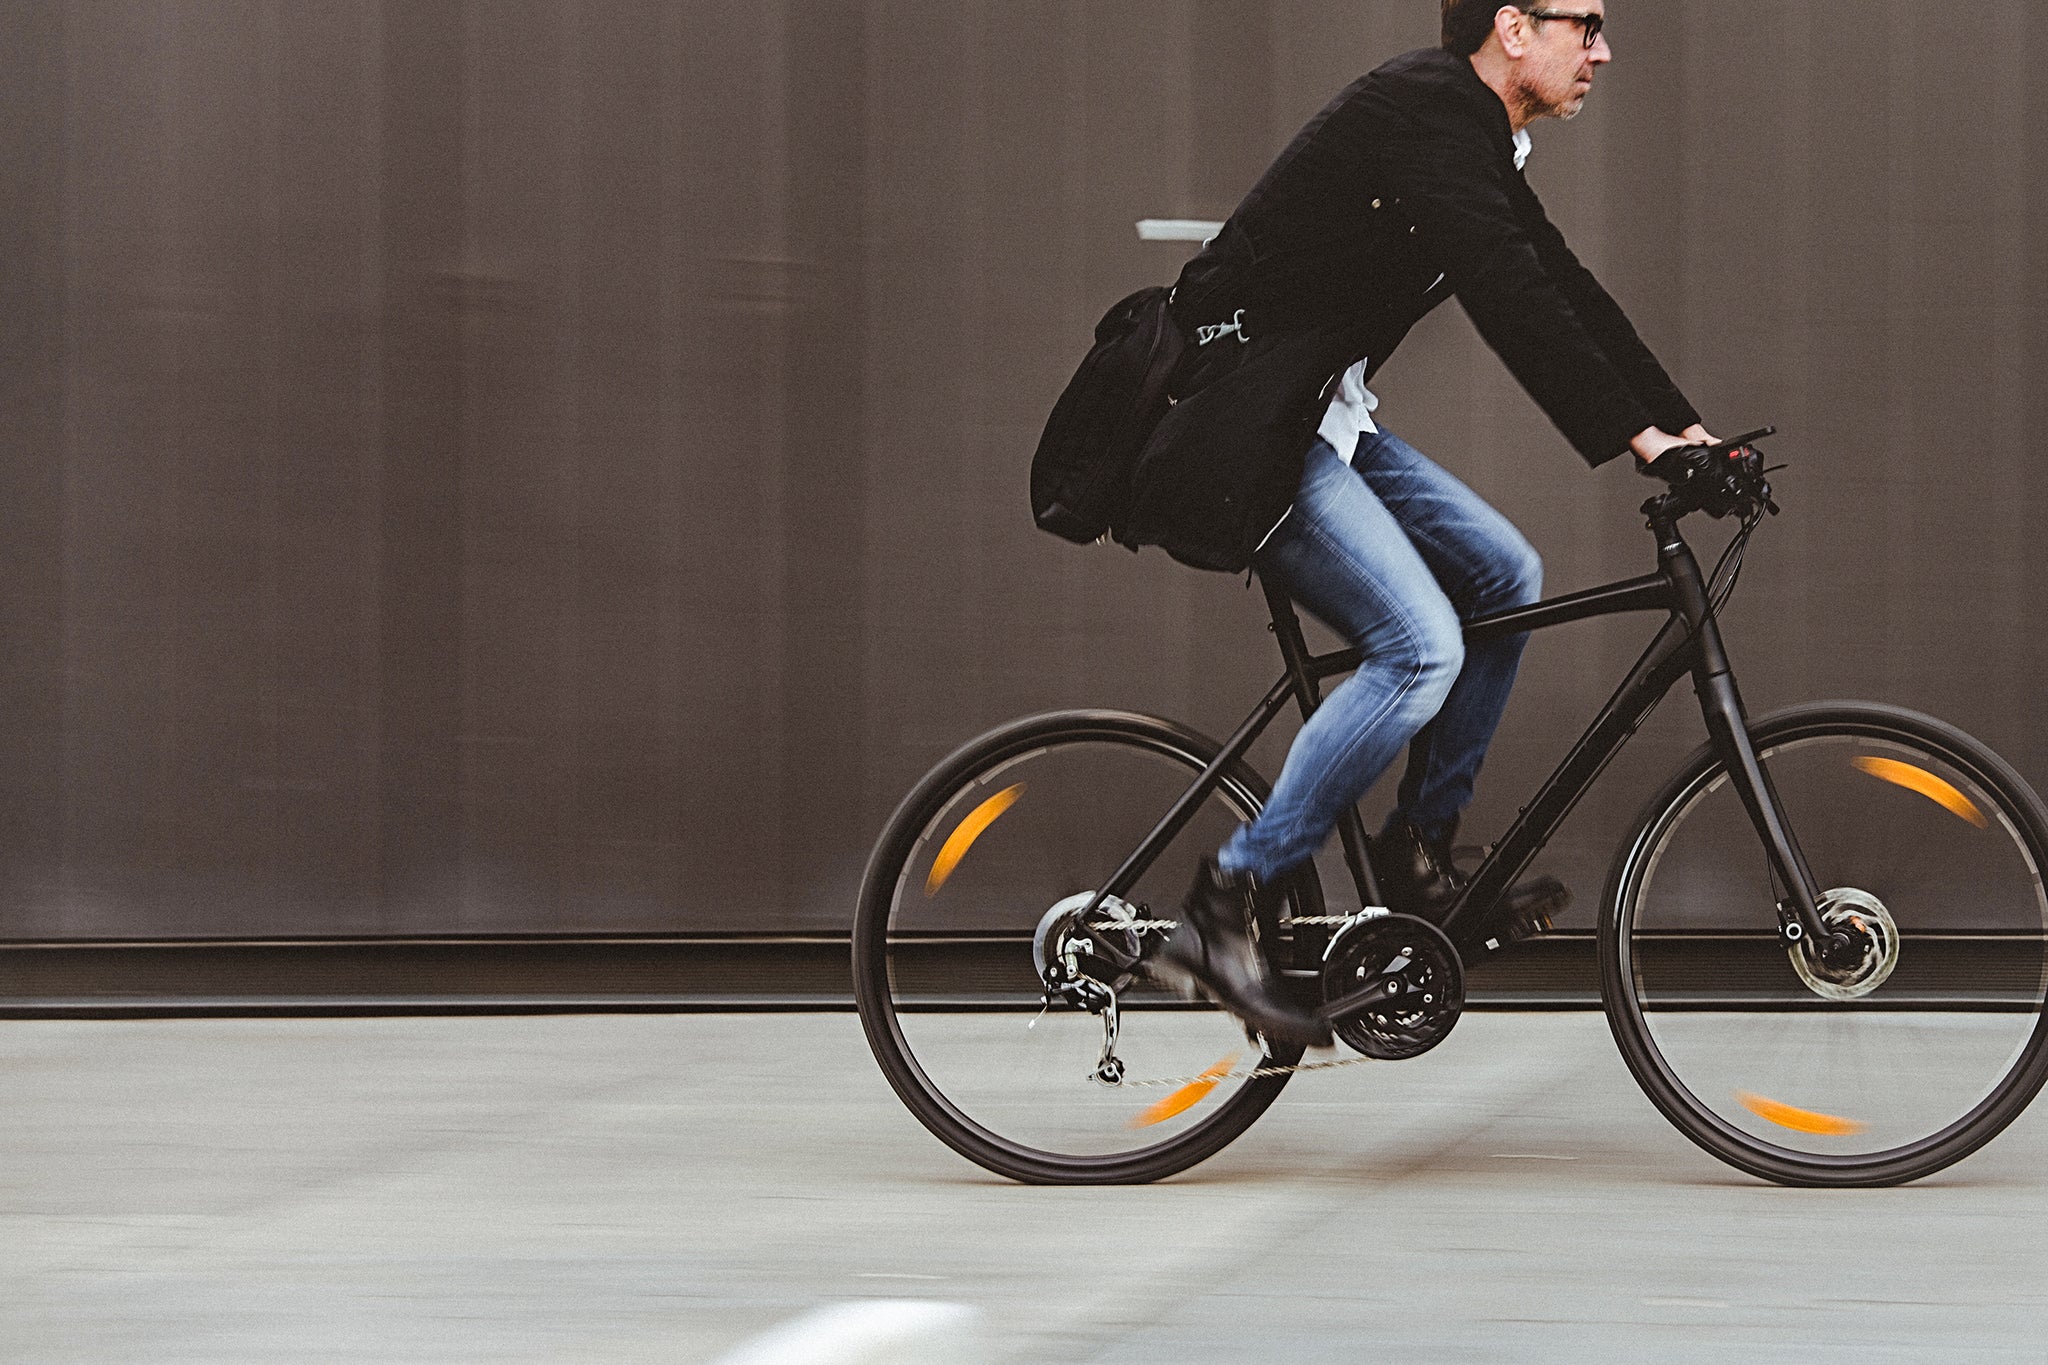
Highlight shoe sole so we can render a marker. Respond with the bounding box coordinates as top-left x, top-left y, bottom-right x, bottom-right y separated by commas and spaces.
1145, 955, 1333, 1051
